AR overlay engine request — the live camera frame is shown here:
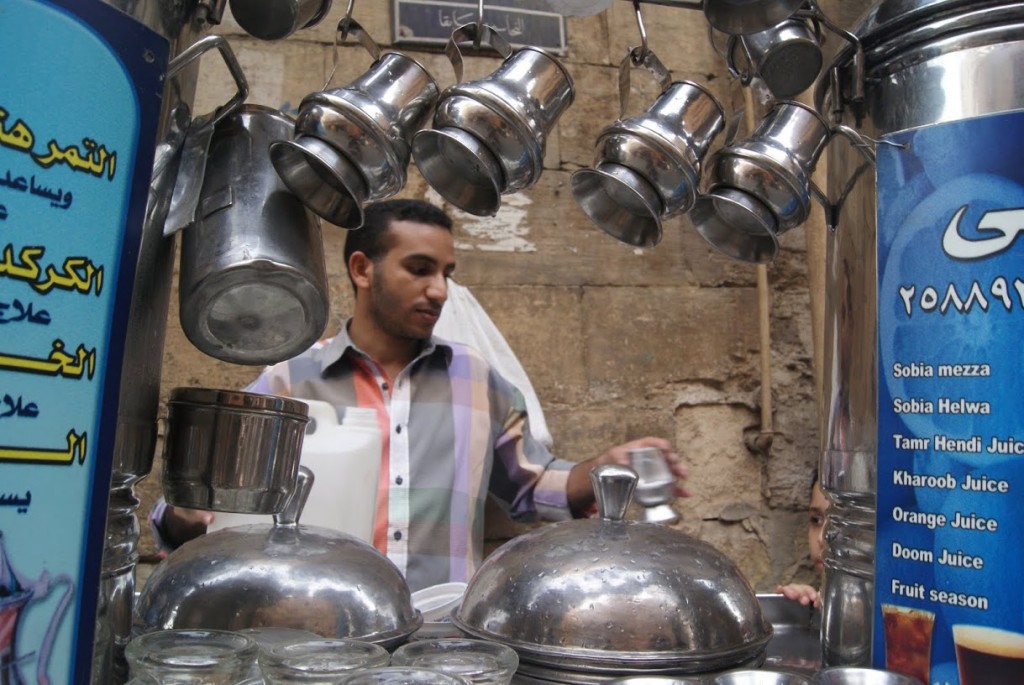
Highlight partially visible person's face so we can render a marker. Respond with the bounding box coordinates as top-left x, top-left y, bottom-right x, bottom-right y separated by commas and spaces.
366, 219, 456, 342
808, 480, 829, 575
